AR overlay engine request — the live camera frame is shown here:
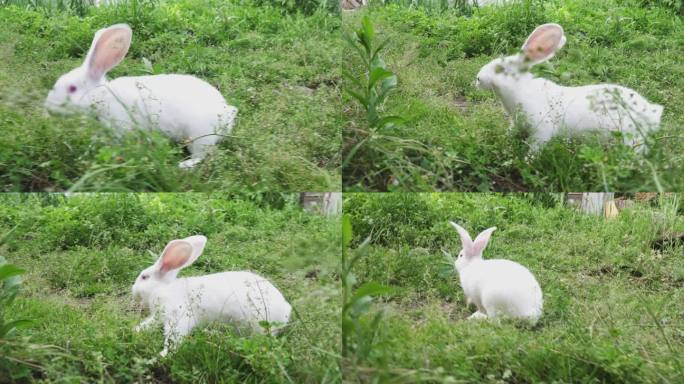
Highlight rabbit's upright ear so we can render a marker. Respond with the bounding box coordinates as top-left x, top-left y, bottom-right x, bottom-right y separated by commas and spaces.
157, 240, 193, 276
156, 235, 207, 276
84, 24, 132, 81
449, 221, 473, 250
181, 235, 208, 267
471, 227, 496, 258
522, 23, 565, 64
